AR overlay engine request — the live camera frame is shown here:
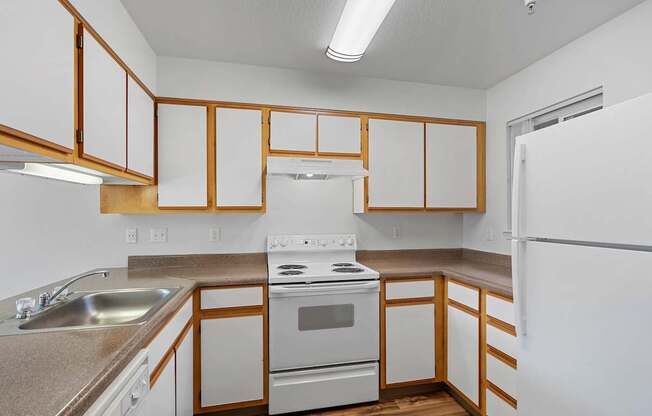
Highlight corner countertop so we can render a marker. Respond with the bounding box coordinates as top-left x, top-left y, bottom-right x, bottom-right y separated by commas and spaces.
0, 250, 509, 416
